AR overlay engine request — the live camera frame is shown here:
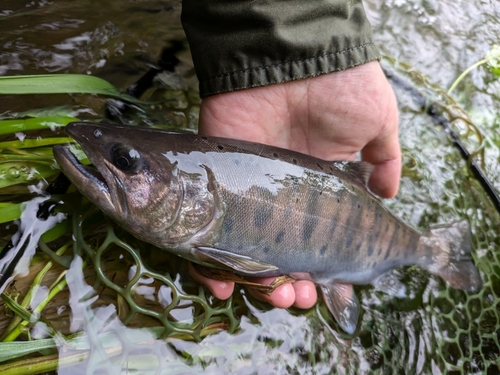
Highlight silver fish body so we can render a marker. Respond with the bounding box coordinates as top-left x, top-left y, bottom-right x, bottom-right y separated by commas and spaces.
53, 123, 482, 334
